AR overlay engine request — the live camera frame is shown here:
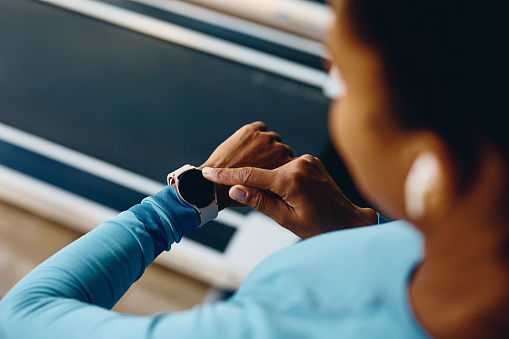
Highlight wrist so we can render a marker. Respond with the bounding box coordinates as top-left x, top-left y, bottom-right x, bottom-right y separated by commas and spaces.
356, 207, 379, 226
340, 206, 379, 229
